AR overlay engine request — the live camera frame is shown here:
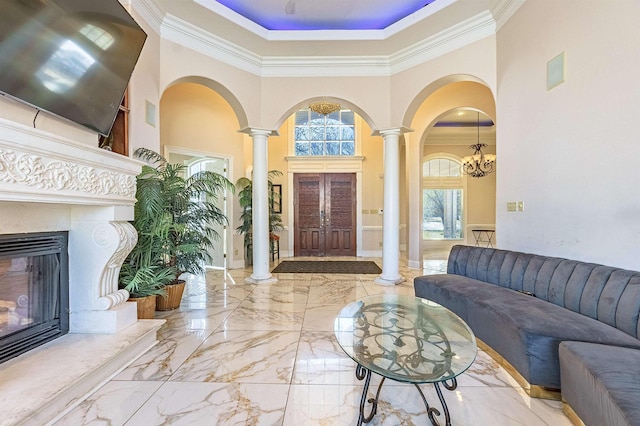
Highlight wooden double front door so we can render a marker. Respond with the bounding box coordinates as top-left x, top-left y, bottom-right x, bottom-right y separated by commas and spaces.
294, 173, 356, 257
